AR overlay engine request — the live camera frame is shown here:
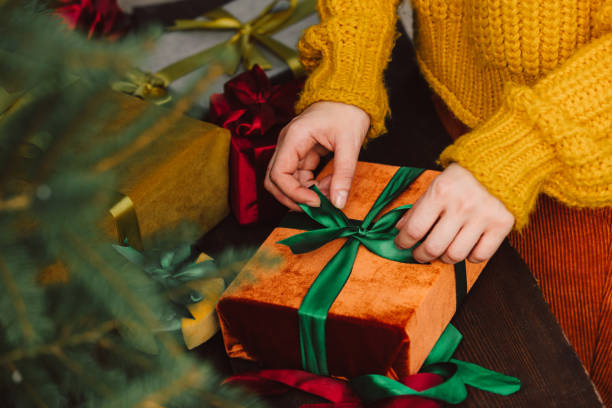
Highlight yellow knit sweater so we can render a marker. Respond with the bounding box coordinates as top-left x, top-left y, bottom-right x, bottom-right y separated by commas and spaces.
296, 0, 612, 229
